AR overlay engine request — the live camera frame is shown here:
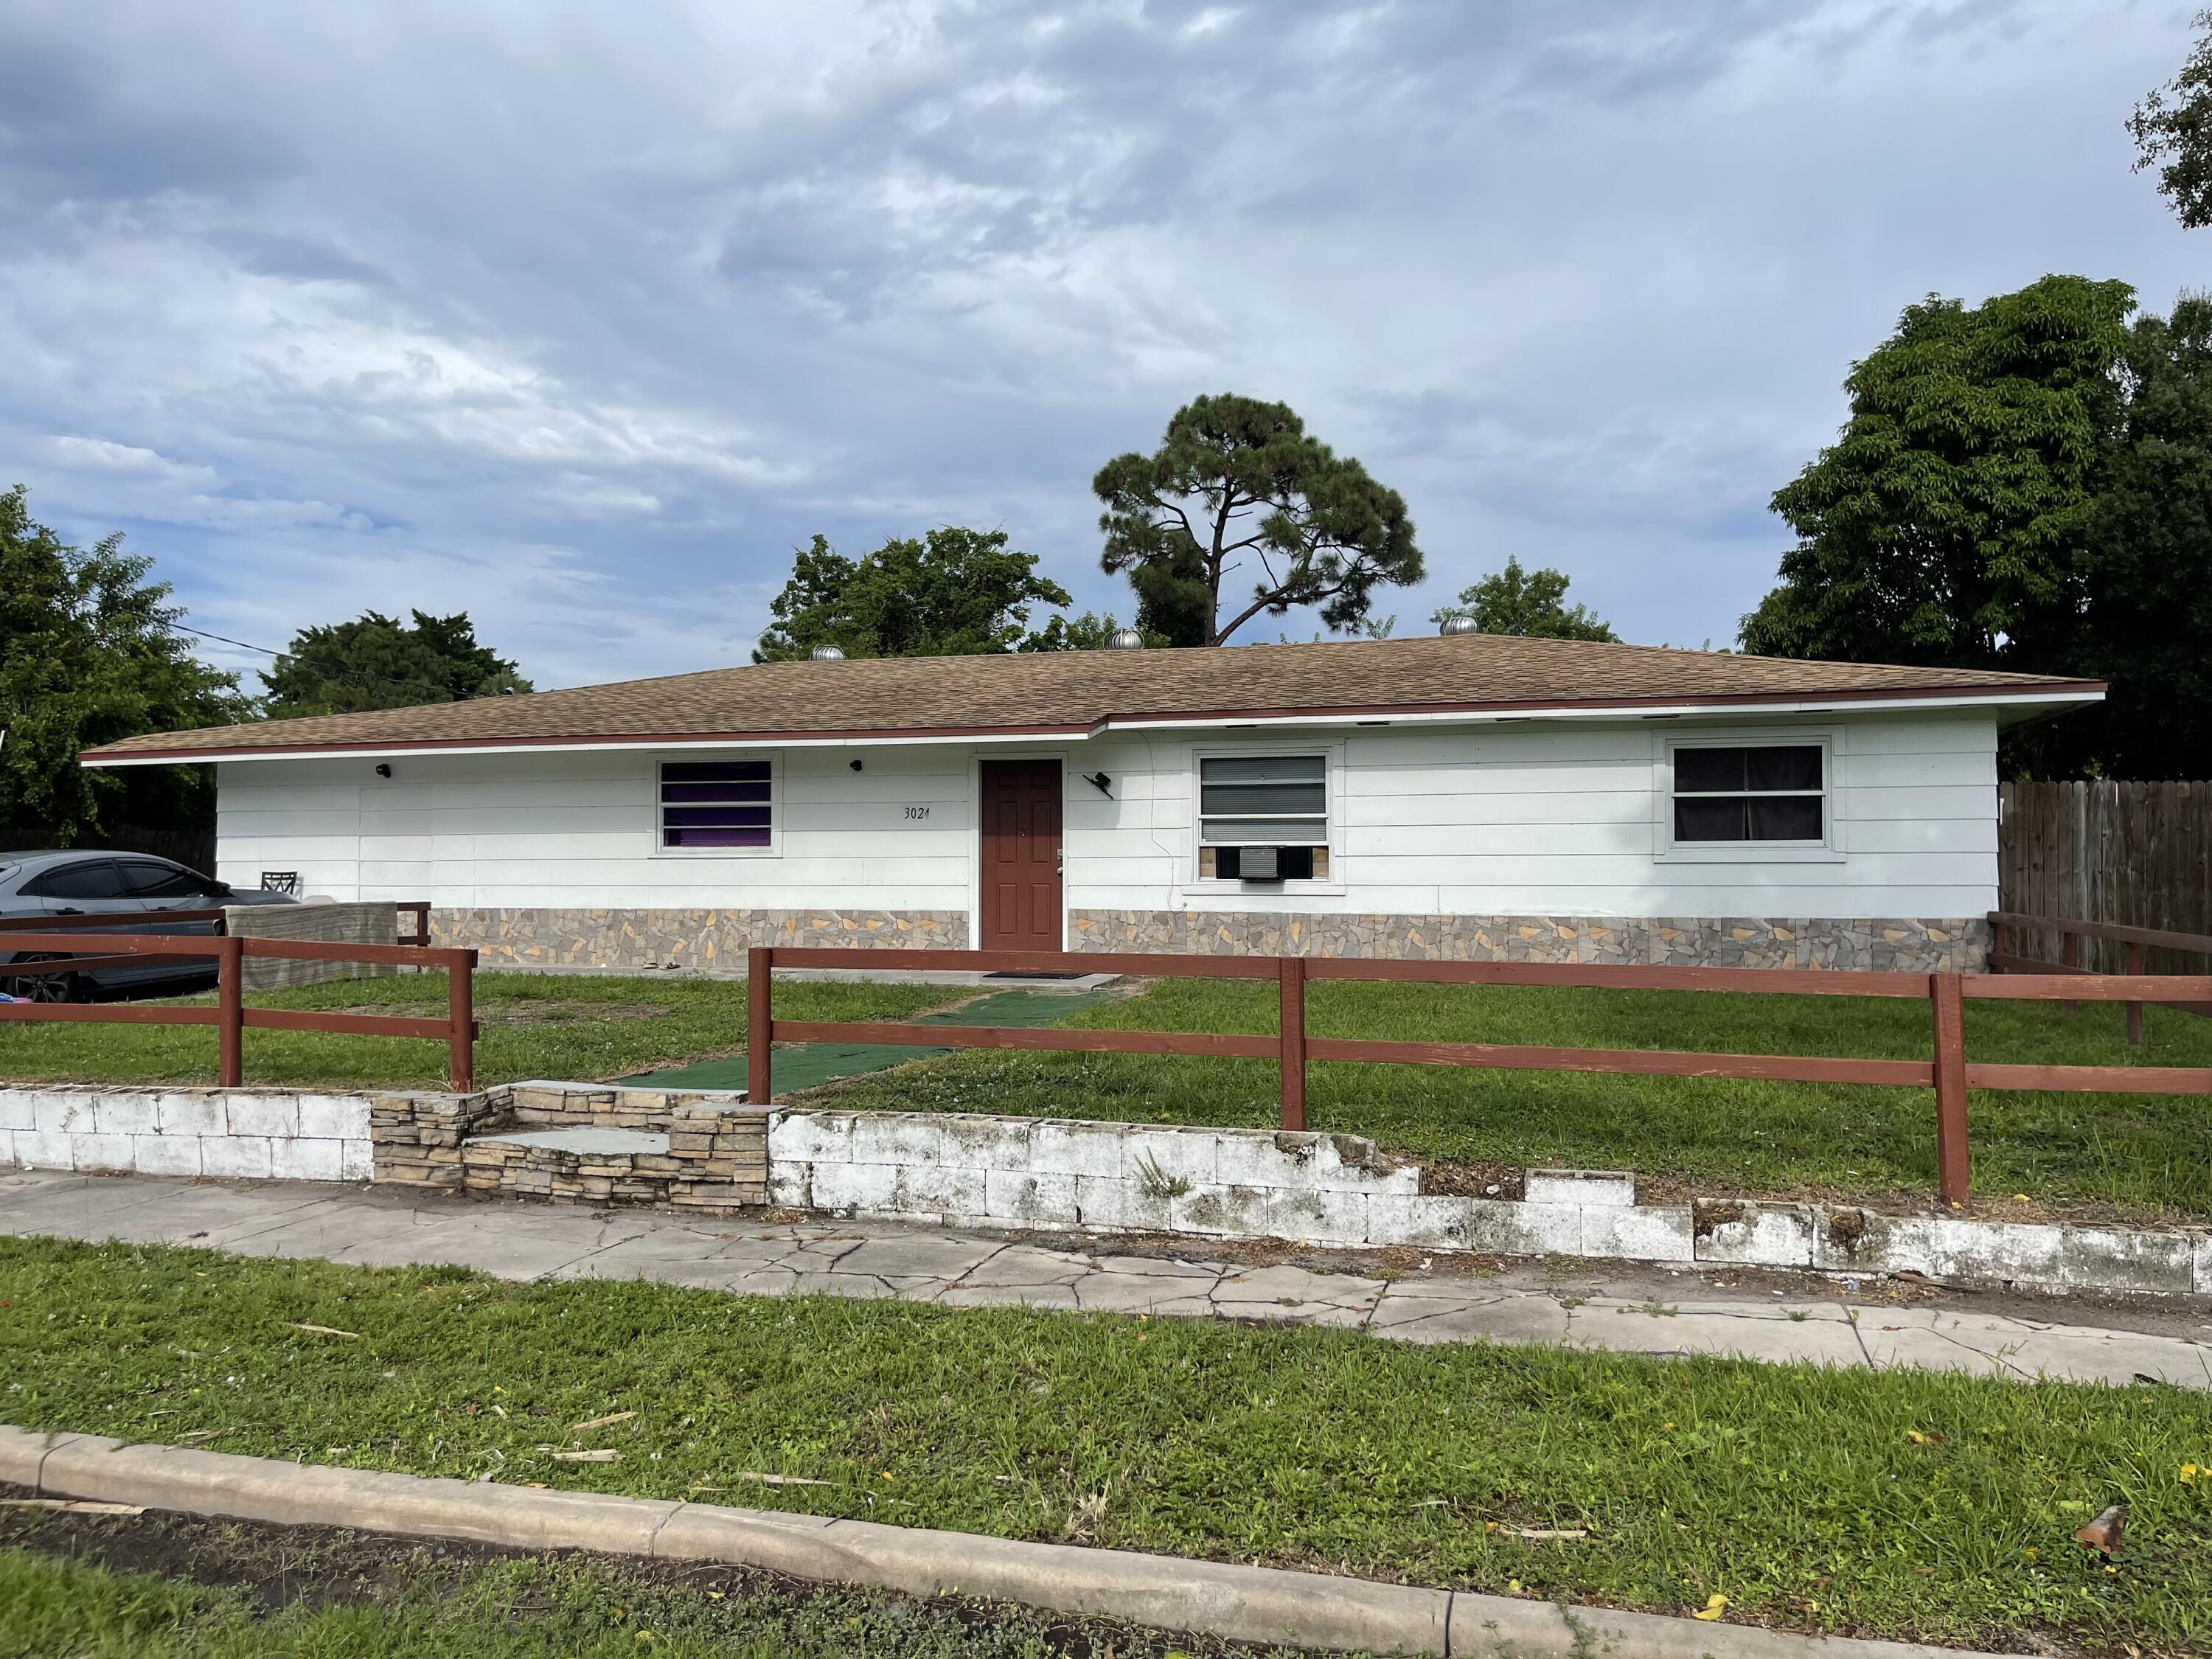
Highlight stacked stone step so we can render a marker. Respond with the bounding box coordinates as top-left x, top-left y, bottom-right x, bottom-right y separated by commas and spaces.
373, 1081, 771, 1214
369, 1091, 495, 1189
458, 1135, 686, 1205
664, 1105, 769, 1211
